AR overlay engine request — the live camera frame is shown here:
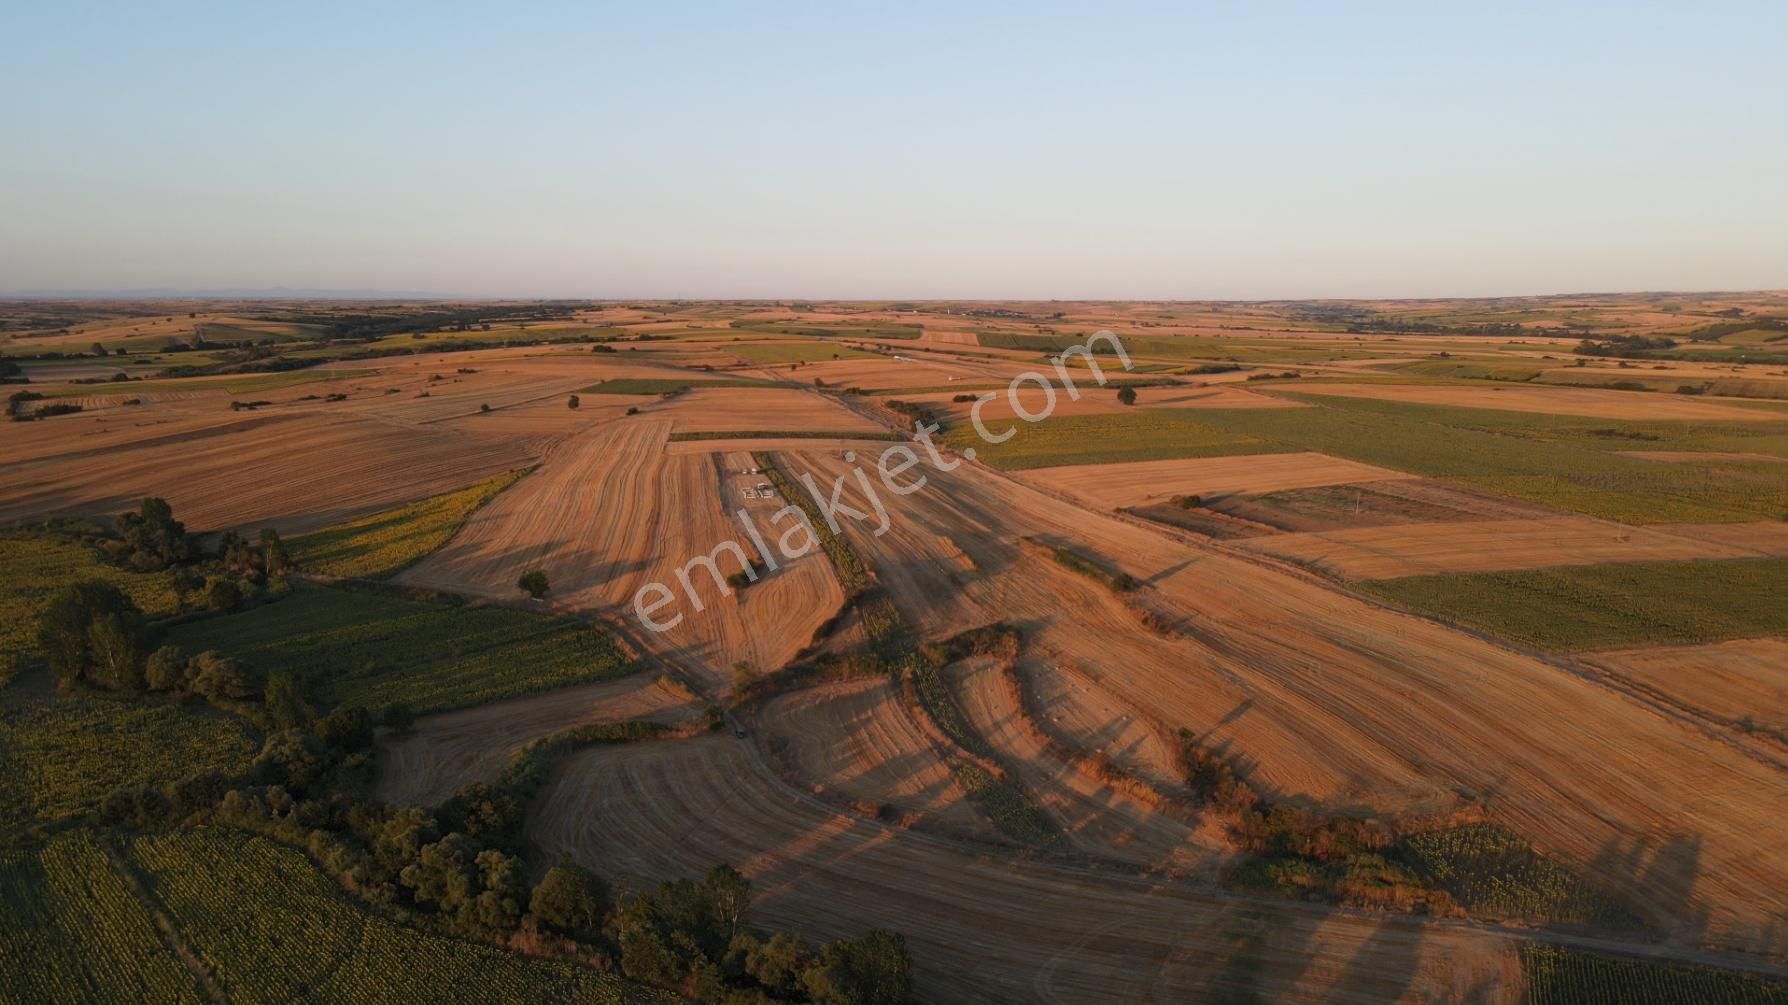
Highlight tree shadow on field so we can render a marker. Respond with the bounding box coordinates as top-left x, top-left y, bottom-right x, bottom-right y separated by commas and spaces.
1589, 829, 1708, 942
